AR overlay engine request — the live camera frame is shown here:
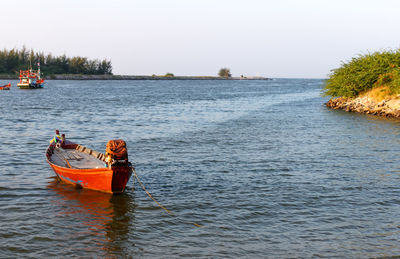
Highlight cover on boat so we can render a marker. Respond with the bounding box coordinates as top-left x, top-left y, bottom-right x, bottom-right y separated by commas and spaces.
106, 140, 128, 161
